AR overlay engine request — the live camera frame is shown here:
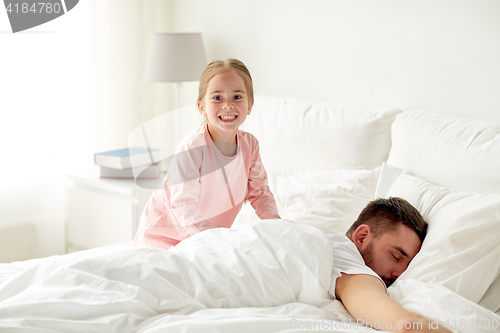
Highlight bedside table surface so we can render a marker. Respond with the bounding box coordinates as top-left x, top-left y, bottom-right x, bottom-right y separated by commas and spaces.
68, 173, 164, 196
